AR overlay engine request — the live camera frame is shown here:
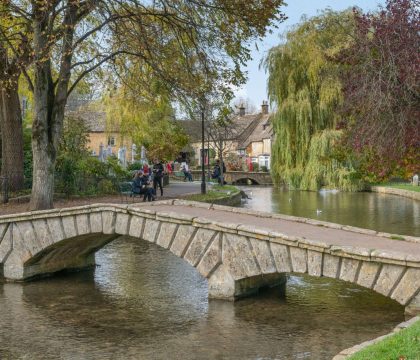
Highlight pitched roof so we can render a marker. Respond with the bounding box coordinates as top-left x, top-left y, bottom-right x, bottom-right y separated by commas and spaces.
176, 119, 203, 142
177, 112, 267, 145
238, 113, 272, 149
65, 109, 123, 133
